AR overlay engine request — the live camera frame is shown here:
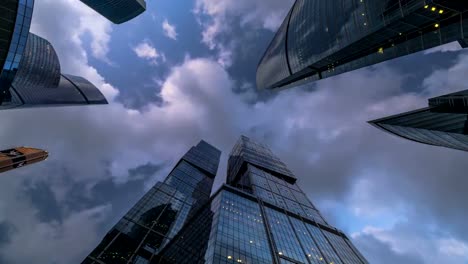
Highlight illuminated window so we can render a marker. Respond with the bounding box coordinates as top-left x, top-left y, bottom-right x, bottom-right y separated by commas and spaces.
431, 7, 436, 11
439, 10, 444, 14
